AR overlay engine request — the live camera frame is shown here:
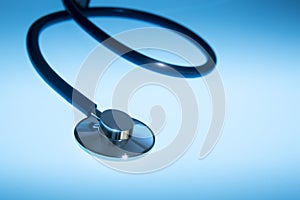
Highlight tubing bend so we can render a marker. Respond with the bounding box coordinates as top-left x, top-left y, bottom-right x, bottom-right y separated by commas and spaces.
62, 0, 217, 78
26, 11, 98, 116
